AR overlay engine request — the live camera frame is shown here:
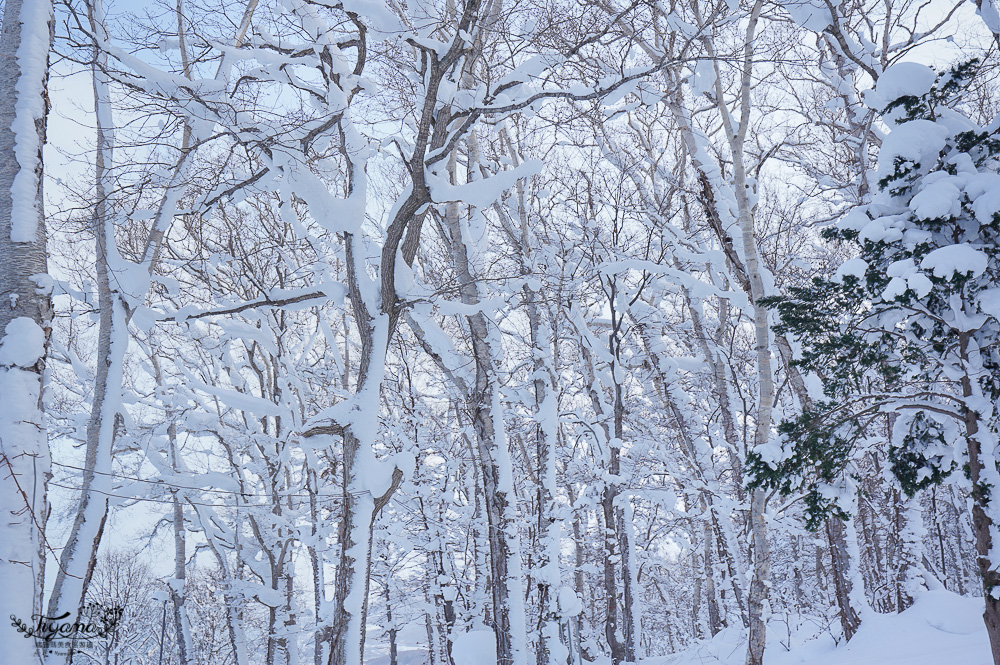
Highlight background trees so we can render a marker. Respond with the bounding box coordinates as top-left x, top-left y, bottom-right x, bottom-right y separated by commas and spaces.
3, 0, 998, 664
